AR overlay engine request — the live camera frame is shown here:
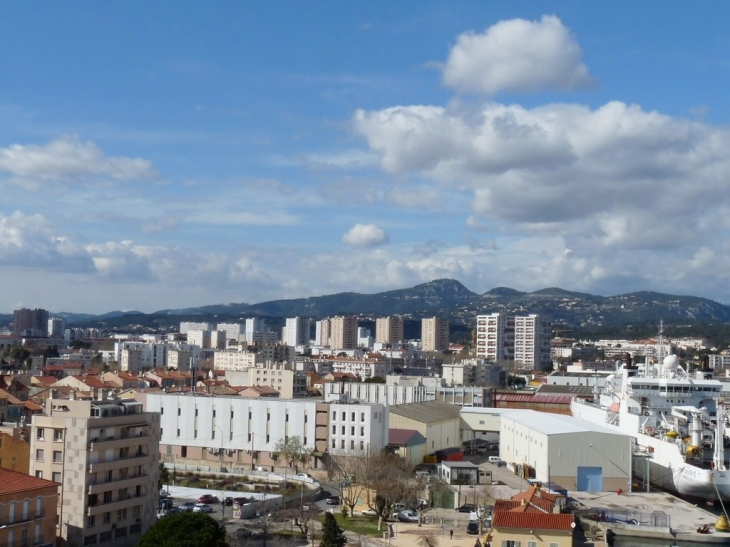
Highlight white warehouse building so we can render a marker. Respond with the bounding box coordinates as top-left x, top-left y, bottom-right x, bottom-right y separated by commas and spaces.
499, 410, 632, 492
